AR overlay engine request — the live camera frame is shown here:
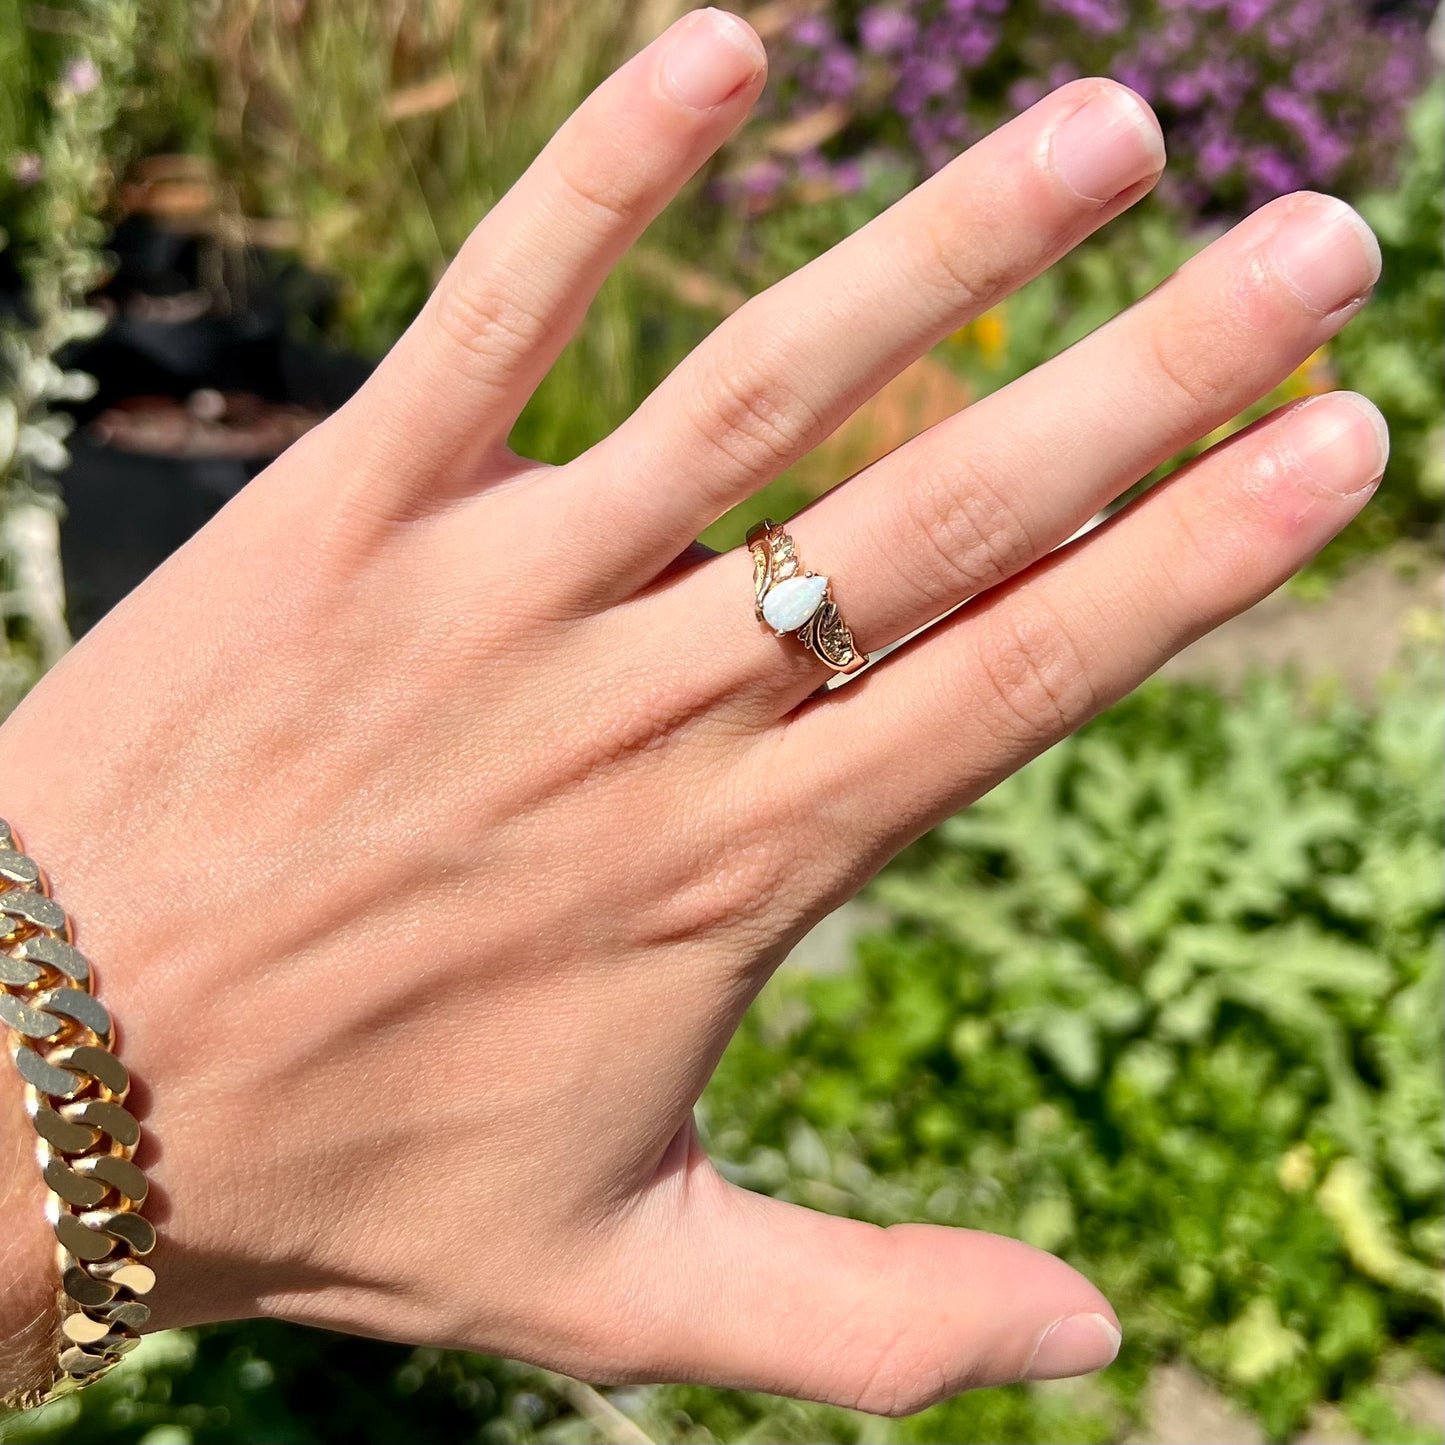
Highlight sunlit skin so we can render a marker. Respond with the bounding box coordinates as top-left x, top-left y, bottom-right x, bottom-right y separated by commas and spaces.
0, 8, 1386, 1413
